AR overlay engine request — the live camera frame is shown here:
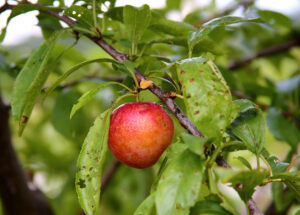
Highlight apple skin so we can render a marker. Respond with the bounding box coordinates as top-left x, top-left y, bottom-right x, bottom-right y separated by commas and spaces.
108, 102, 174, 168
